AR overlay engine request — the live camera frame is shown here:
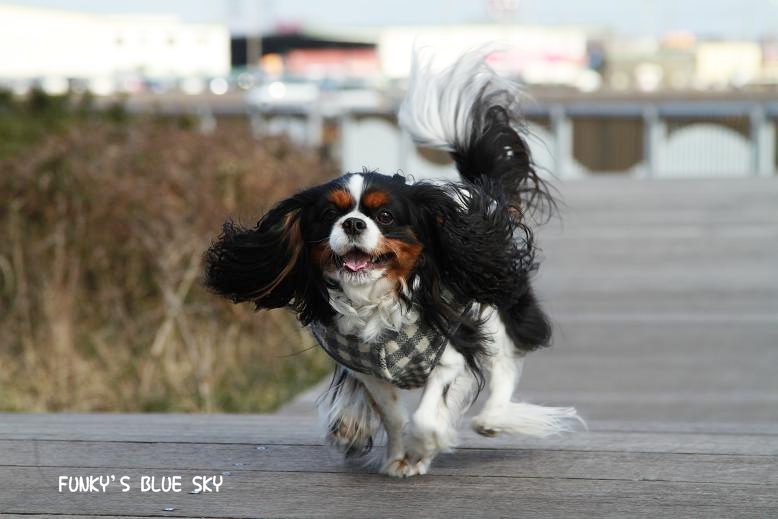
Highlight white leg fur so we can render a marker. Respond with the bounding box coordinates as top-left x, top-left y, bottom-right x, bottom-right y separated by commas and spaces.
405, 347, 477, 474
473, 310, 583, 437
350, 372, 426, 478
